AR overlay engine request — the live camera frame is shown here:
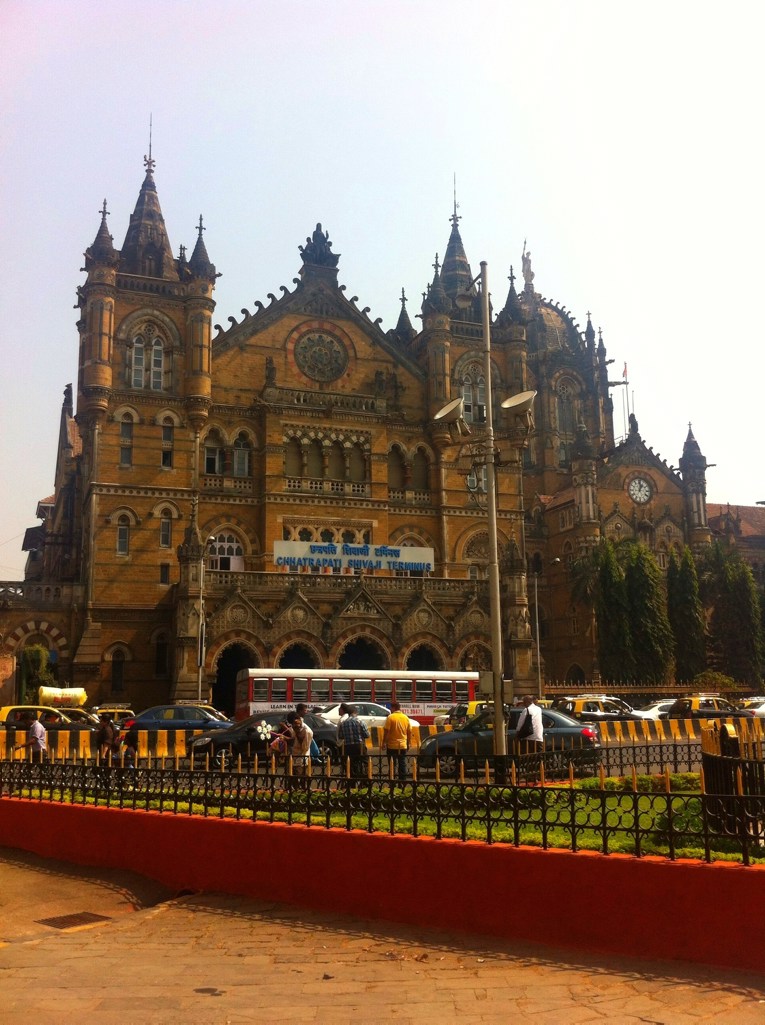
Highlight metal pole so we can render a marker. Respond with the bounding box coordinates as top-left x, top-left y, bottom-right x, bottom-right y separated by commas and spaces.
197, 549, 205, 702
534, 572, 541, 699
481, 262, 506, 761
